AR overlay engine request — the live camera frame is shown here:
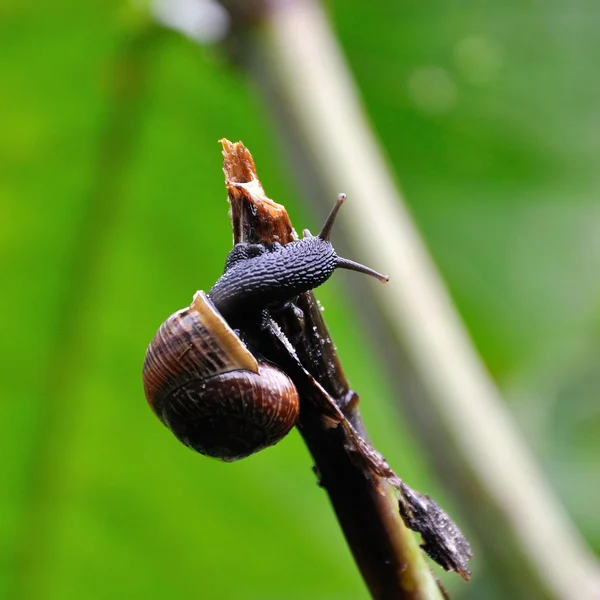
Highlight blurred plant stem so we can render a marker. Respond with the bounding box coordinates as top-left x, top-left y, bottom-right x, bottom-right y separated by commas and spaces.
211, 0, 600, 598
14, 23, 164, 600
